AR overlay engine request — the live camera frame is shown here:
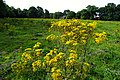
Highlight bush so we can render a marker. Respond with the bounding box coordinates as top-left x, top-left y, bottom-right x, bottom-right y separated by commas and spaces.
11, 19, 107, 80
